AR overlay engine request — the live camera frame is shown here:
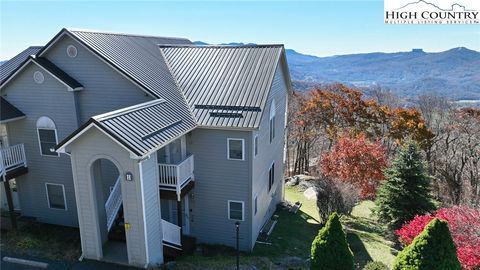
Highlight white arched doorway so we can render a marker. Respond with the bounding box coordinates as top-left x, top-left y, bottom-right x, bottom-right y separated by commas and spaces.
89, 156, 126, 264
